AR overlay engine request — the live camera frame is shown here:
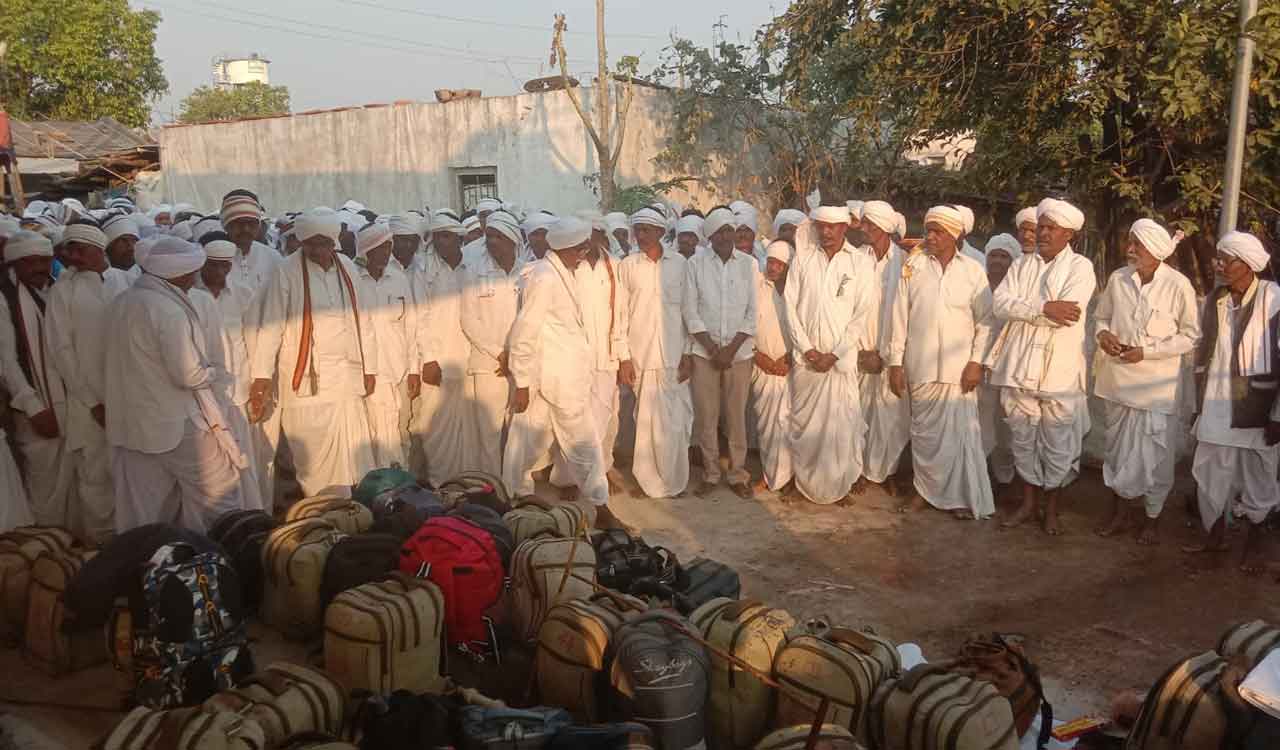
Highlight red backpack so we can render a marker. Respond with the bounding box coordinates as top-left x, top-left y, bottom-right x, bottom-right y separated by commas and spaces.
398, 517, 504, 651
